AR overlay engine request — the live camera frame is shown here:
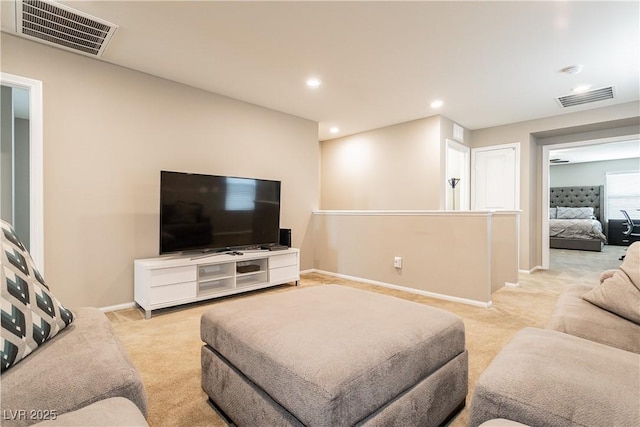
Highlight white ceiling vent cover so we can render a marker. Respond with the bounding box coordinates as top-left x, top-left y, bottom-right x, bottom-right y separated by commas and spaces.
556, 86, 615, 108
16, 0, 118, 57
